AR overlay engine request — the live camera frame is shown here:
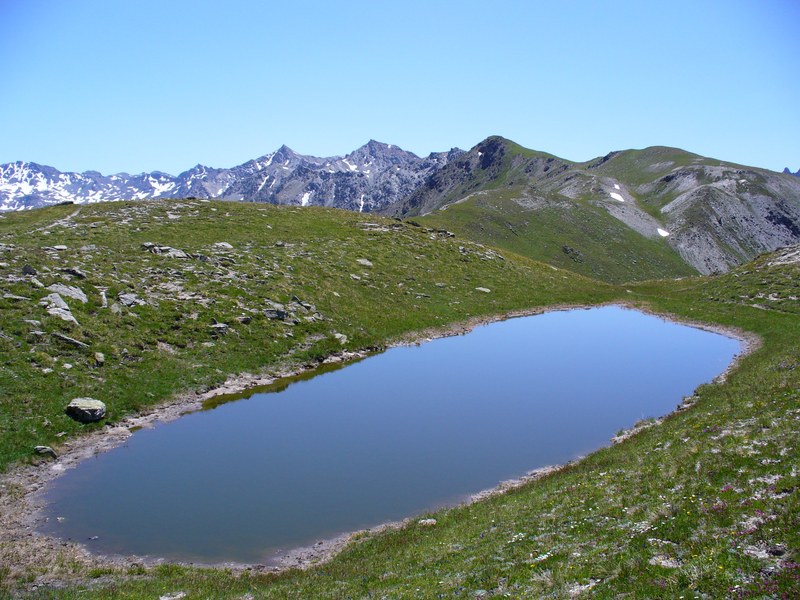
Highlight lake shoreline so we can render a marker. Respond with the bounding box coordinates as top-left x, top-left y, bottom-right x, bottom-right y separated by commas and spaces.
0, 301, 760, 589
